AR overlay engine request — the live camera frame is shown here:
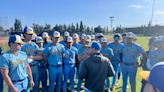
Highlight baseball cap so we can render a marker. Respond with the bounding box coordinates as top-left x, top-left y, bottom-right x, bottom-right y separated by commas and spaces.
64, 31, 70, 37
32, 33, 37, 40
101, 38, 108, 43
67, 36, 73, 43
23, 26, 35, 35
99, 33, 104, 37
91, 42, 102, 51
85, 35, 91, 42
148, 62, 164, 92
9, 35, 24, 44
53, 31, 60, 37
122, 33, 127, 37
81, 34, 86, 39
36, 36, 44, 43
20, 34, 24, 39
42, 32, 49, 38
73, 33, 79, 39
90, 34, 95, 40
114, 33, 121, 38
126, 32, 135, 38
